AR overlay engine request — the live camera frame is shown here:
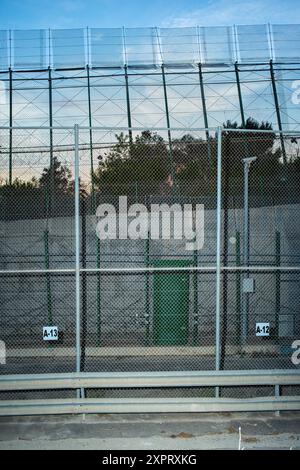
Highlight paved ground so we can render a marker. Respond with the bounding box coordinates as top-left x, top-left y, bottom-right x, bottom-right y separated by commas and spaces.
1, 353, 296, 376
0, 412, 299, 450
